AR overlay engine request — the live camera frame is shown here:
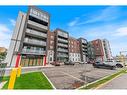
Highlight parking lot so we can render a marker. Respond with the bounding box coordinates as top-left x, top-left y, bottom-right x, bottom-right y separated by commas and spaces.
42, 64, 119, 89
